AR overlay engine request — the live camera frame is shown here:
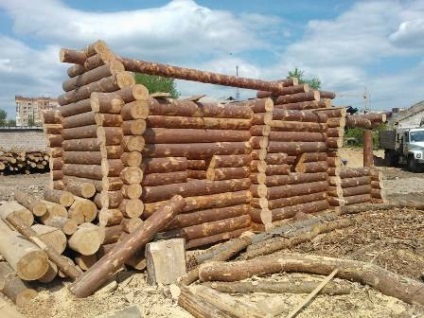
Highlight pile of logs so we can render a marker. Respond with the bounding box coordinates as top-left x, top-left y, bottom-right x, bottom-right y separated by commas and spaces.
0, 150, 49, 175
